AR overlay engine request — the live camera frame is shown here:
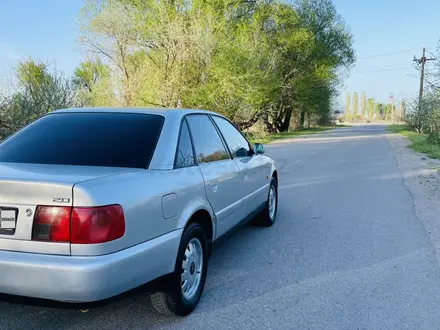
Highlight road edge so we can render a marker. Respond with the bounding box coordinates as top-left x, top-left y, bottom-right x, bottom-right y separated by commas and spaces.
387, 133, 440, 267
